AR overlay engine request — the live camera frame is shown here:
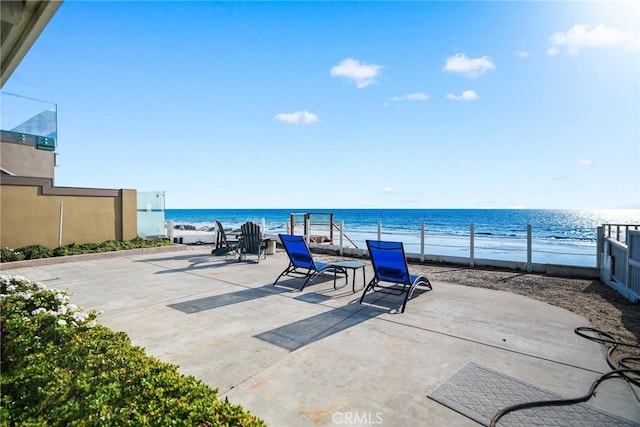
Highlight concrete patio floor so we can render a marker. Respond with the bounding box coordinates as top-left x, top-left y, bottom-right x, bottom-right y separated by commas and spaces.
4, 246, 639, 426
